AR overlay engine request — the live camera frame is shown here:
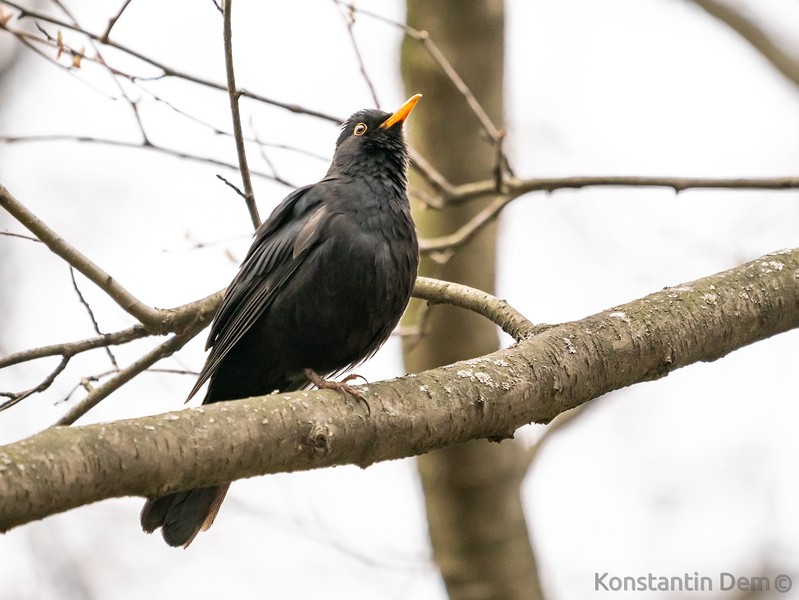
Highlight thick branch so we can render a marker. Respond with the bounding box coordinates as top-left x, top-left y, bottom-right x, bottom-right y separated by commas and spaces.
413, 276, 539, 341
2, 248, 798, 531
